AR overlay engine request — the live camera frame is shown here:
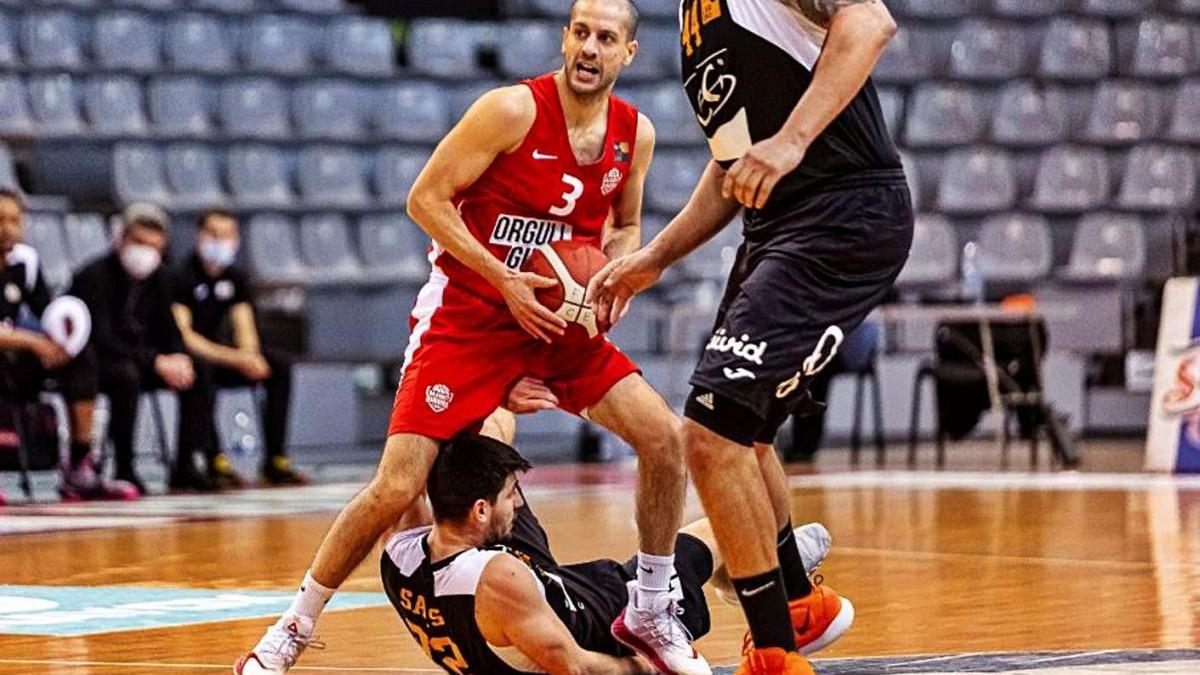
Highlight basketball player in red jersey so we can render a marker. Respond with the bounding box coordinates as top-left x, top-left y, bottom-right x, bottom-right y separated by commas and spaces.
236, 2, 708, 674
